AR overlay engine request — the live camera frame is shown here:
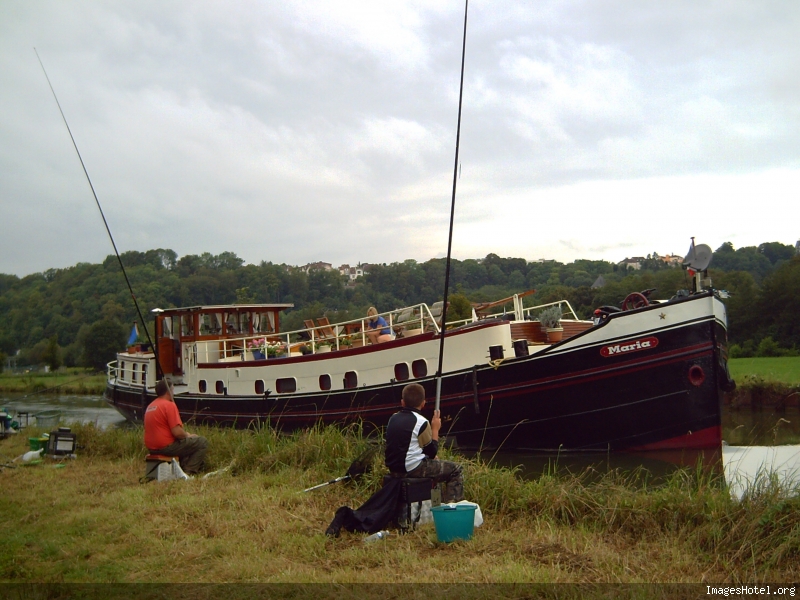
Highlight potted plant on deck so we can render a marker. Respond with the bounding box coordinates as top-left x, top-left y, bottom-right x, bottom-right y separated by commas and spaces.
248, 338, 267, 360
266, 341, 286, 358
537, 305, 564, 343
